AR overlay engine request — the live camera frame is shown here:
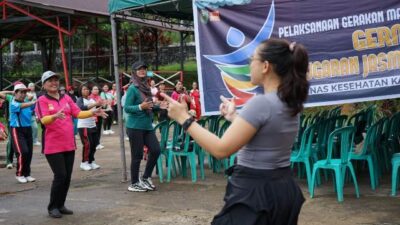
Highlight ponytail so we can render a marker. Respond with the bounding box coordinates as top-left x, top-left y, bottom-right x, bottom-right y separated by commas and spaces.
257, 39, 309, 116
